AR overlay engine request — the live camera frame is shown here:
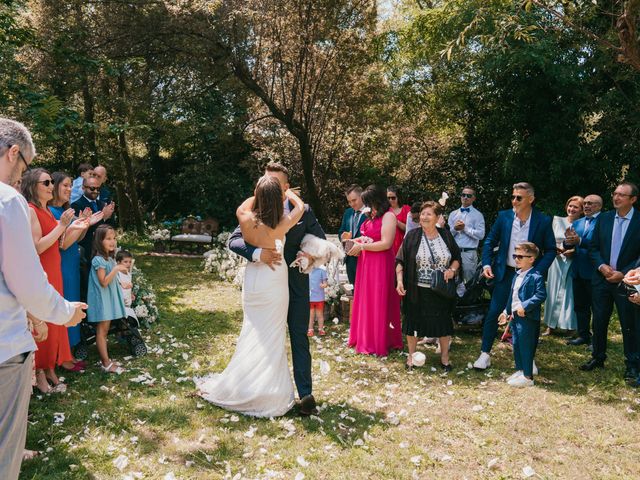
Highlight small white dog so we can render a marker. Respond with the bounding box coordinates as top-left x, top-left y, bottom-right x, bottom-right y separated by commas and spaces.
289, 234, 344, 274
